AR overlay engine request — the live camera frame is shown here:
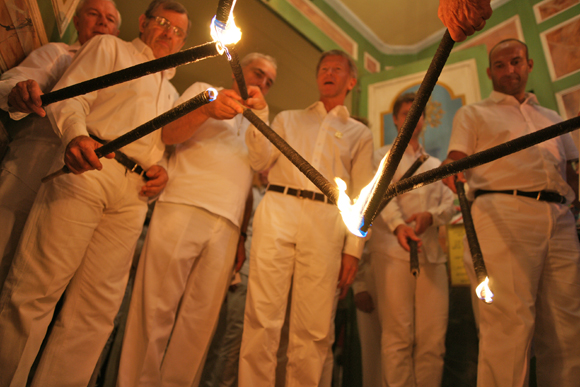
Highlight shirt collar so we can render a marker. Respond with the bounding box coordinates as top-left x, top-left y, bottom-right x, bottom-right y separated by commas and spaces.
489, 90, 539, 106
307, 100, 350, 123
405, 141, 425, 157
132, 38, 176, 80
